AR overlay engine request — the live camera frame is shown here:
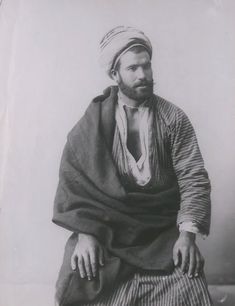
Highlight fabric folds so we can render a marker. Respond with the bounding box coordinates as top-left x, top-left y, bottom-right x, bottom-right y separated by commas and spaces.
52, 86, 211, 305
